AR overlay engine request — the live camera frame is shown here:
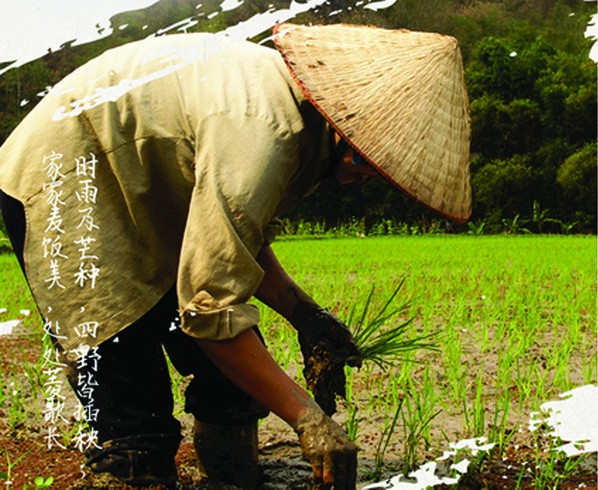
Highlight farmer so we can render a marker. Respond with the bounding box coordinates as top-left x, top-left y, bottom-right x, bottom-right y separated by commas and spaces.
0, 24, 470, 488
